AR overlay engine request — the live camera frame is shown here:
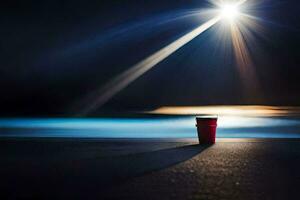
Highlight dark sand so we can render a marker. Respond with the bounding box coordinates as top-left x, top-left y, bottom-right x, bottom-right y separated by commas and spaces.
1, 138, 300, 199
